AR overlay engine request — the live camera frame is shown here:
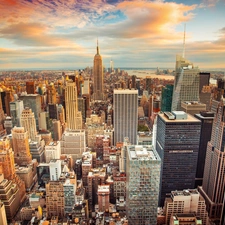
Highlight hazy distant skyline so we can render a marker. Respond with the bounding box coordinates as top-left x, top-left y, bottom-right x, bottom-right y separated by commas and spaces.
0, 0, 225, 70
